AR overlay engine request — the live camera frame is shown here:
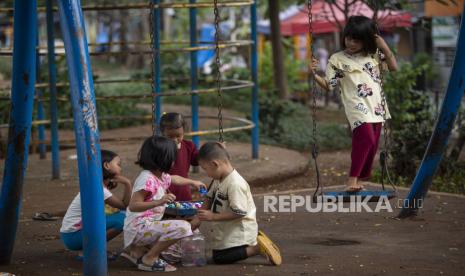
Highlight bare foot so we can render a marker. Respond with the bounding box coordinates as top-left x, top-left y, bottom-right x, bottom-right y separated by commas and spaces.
345, 177, 363, 192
